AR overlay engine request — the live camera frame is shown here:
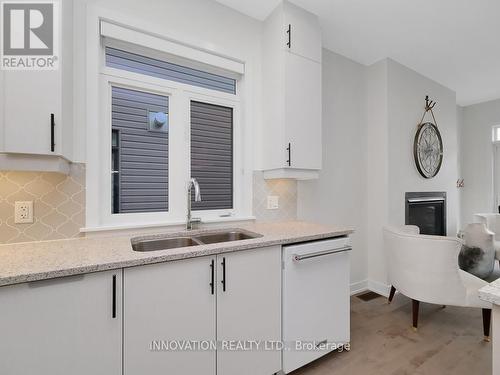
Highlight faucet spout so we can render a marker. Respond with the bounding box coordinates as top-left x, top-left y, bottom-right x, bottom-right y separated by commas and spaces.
187, 178, 202, 230
190, 178, 202, 202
